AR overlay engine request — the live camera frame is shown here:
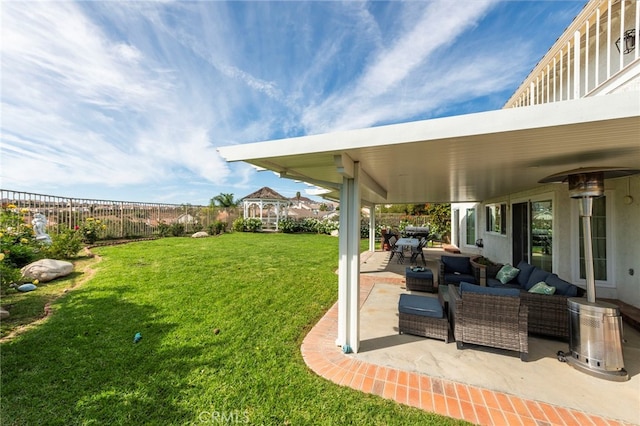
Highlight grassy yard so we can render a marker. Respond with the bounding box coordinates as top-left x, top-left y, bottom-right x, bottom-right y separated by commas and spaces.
1, 233, 465, 425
